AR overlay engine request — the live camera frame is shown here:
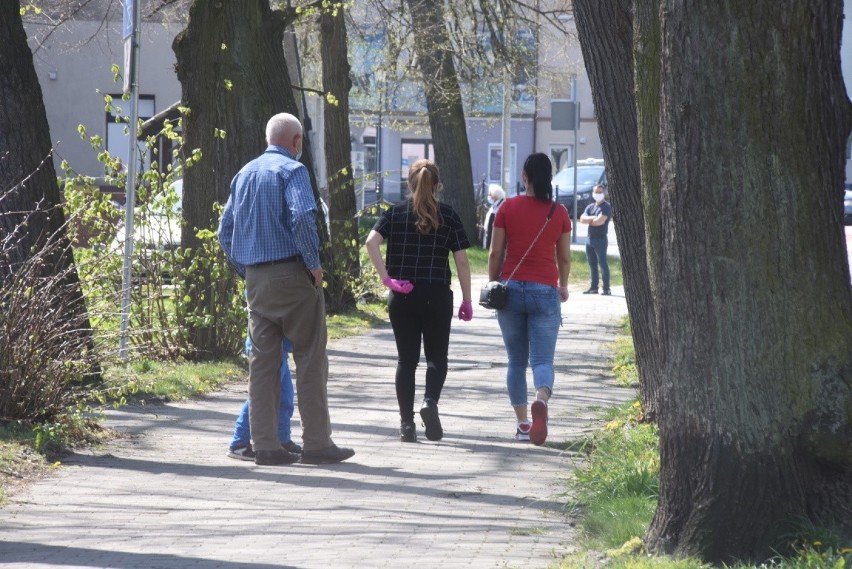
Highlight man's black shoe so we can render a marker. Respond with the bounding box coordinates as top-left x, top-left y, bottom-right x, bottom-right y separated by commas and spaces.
300, 444, 355, 464
582, 287, 598, 294
420, 398, 443, 441
602, 288, 611, 296
254, 448, 299, 466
